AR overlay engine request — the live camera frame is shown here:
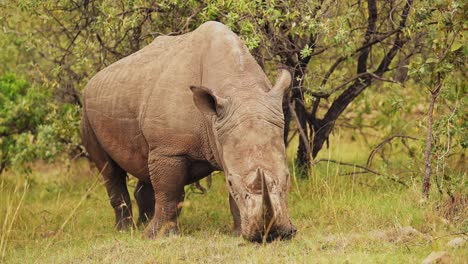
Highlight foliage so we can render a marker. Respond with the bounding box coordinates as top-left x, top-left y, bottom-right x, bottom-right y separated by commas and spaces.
406, 0, 466, 198
0, 74, 81, 172
0, 0, 415, 155
0, 0, 465, 196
